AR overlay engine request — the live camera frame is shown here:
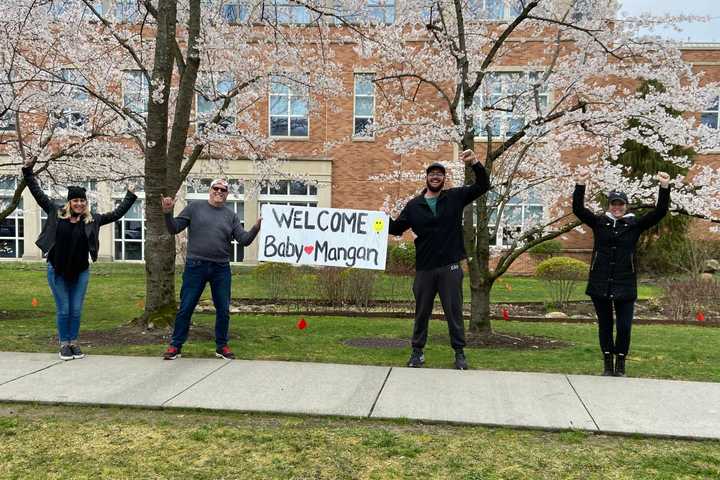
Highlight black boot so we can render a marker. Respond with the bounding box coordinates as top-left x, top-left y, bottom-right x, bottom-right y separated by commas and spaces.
614, 354, 626, 377
602, 352, 614, 376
